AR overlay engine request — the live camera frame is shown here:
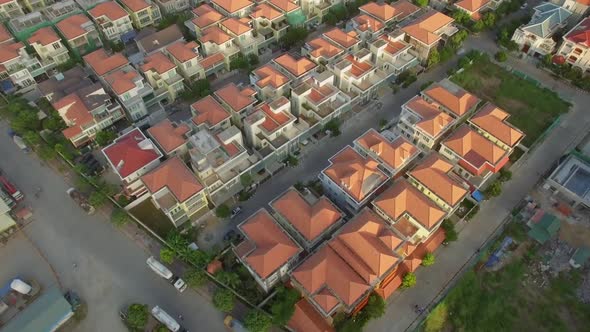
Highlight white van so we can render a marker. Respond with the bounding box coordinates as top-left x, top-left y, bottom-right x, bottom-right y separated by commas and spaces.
151, 306, 180, 332
146, 256, 187, 292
